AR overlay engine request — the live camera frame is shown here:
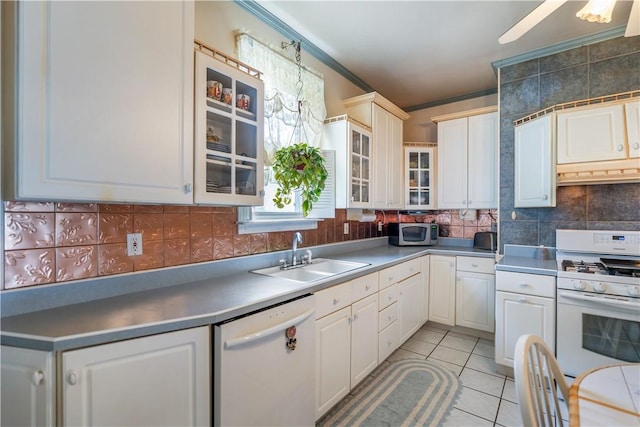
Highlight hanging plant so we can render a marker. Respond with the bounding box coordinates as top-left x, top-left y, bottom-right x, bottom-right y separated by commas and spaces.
272, 142, 328, 217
